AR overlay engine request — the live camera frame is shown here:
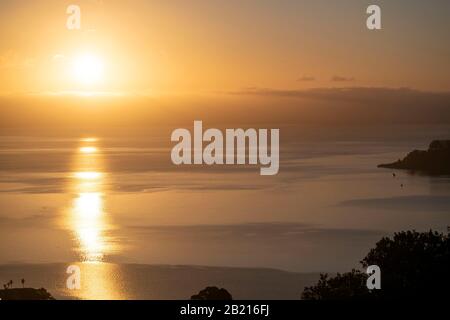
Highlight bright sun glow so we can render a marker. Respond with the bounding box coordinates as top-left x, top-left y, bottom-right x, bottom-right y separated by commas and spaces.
72, 53, 104, 85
